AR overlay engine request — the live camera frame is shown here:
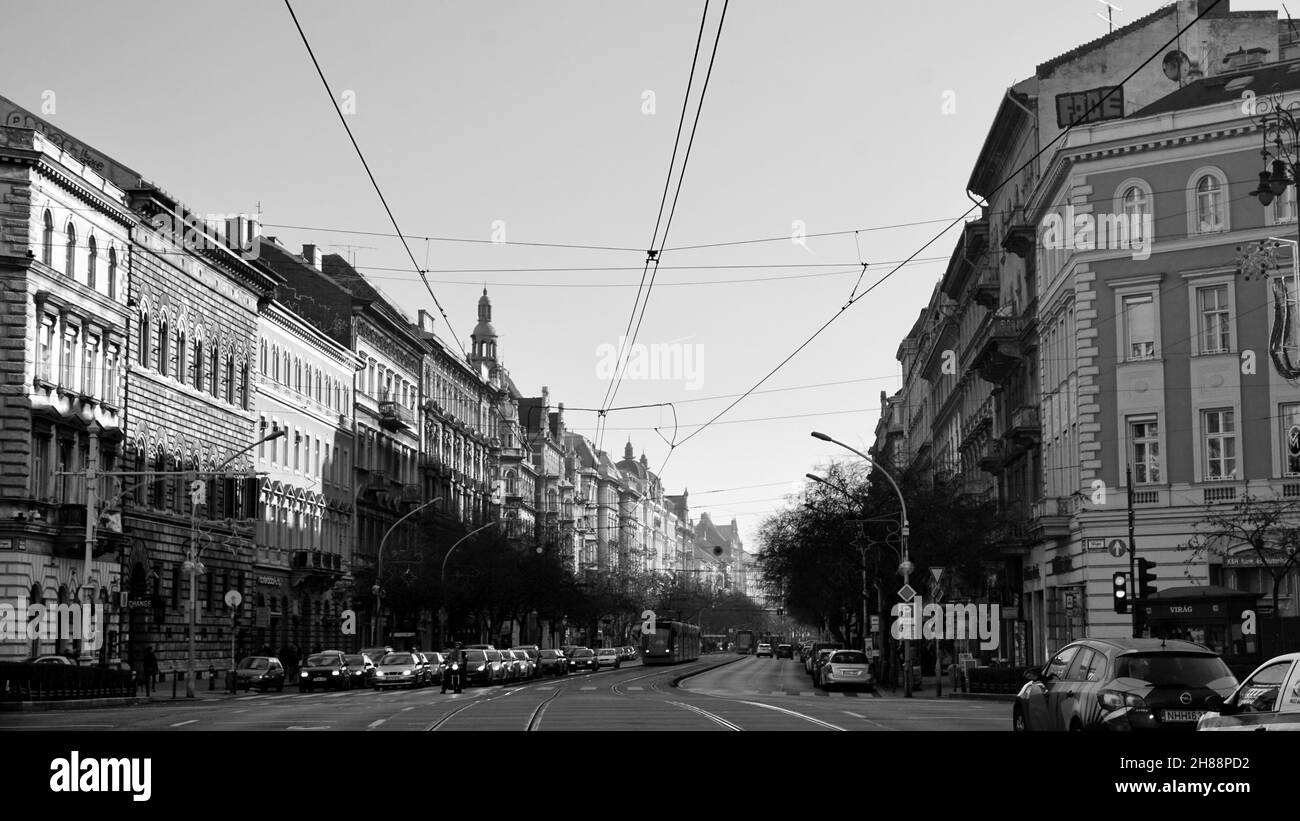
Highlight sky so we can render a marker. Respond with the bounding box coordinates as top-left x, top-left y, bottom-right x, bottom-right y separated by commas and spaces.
2, 0, 1291, 556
